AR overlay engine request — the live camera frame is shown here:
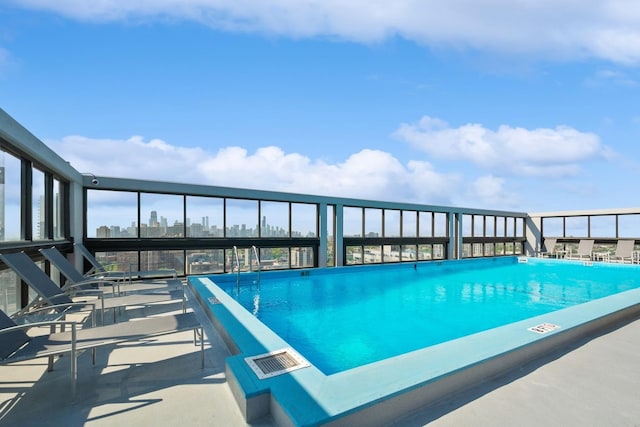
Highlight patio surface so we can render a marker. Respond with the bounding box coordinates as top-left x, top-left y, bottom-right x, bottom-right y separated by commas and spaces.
1, 285, 640, 427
